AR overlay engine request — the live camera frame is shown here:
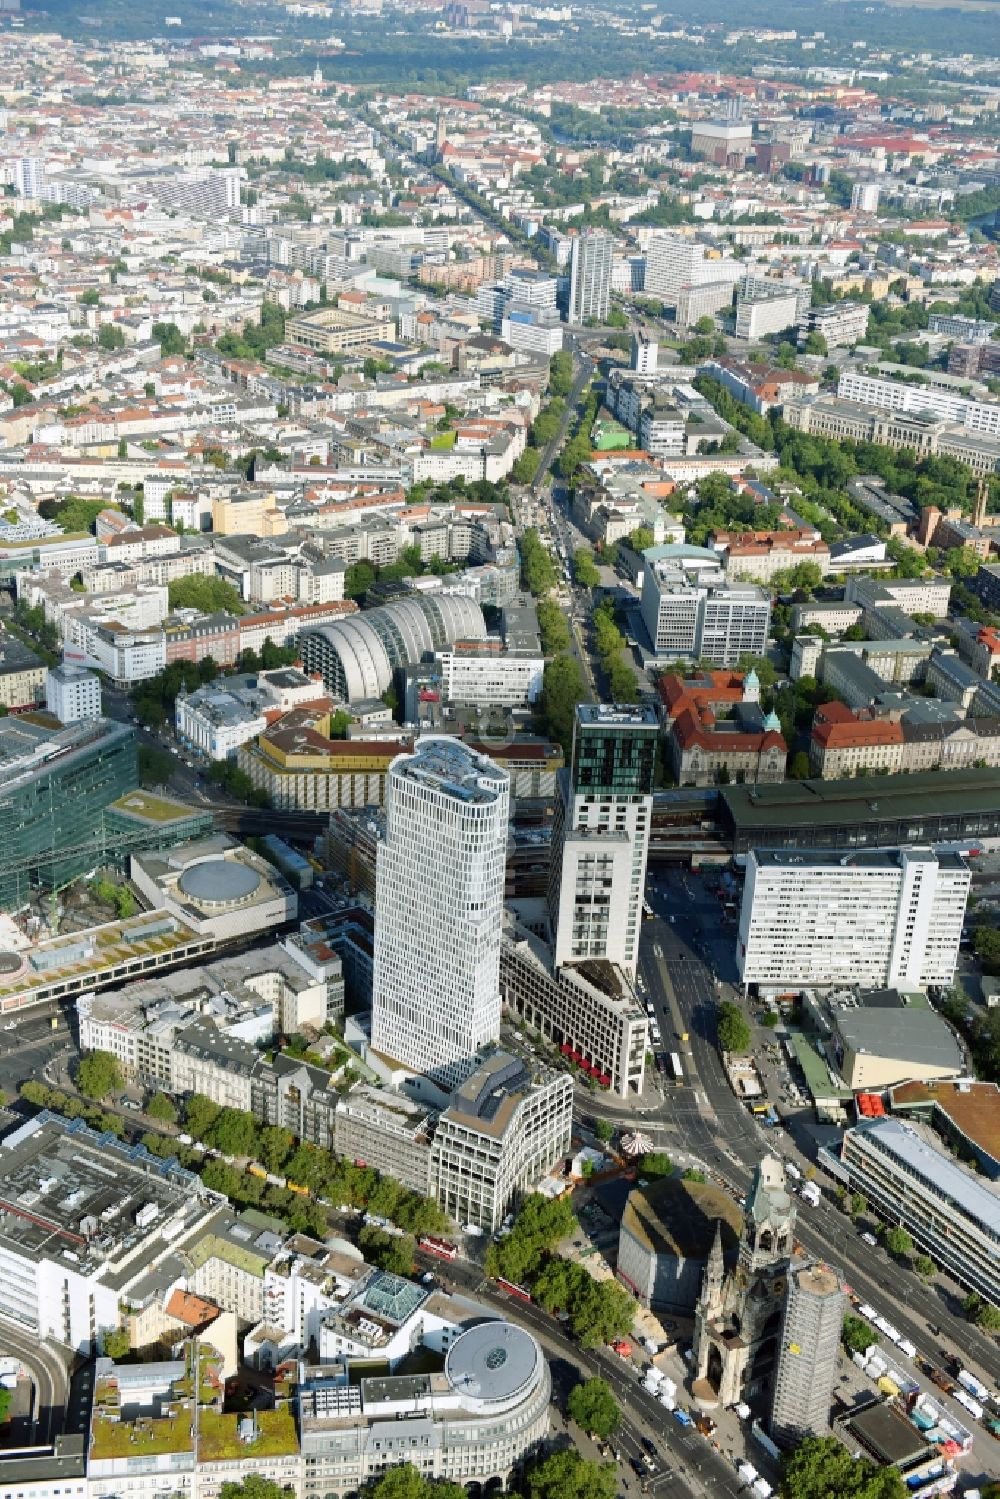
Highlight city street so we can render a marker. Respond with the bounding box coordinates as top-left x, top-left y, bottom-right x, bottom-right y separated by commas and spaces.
630, 869, 1000, 1390
0, 1317, 73, 1446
